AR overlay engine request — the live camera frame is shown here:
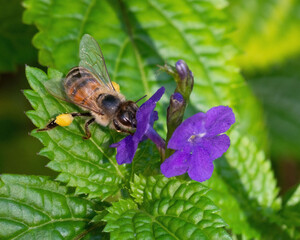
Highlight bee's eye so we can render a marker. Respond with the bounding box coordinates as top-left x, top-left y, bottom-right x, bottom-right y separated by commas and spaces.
119, 112, 131, 125
118, 110, 137, 128
117, 102, 138, 128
